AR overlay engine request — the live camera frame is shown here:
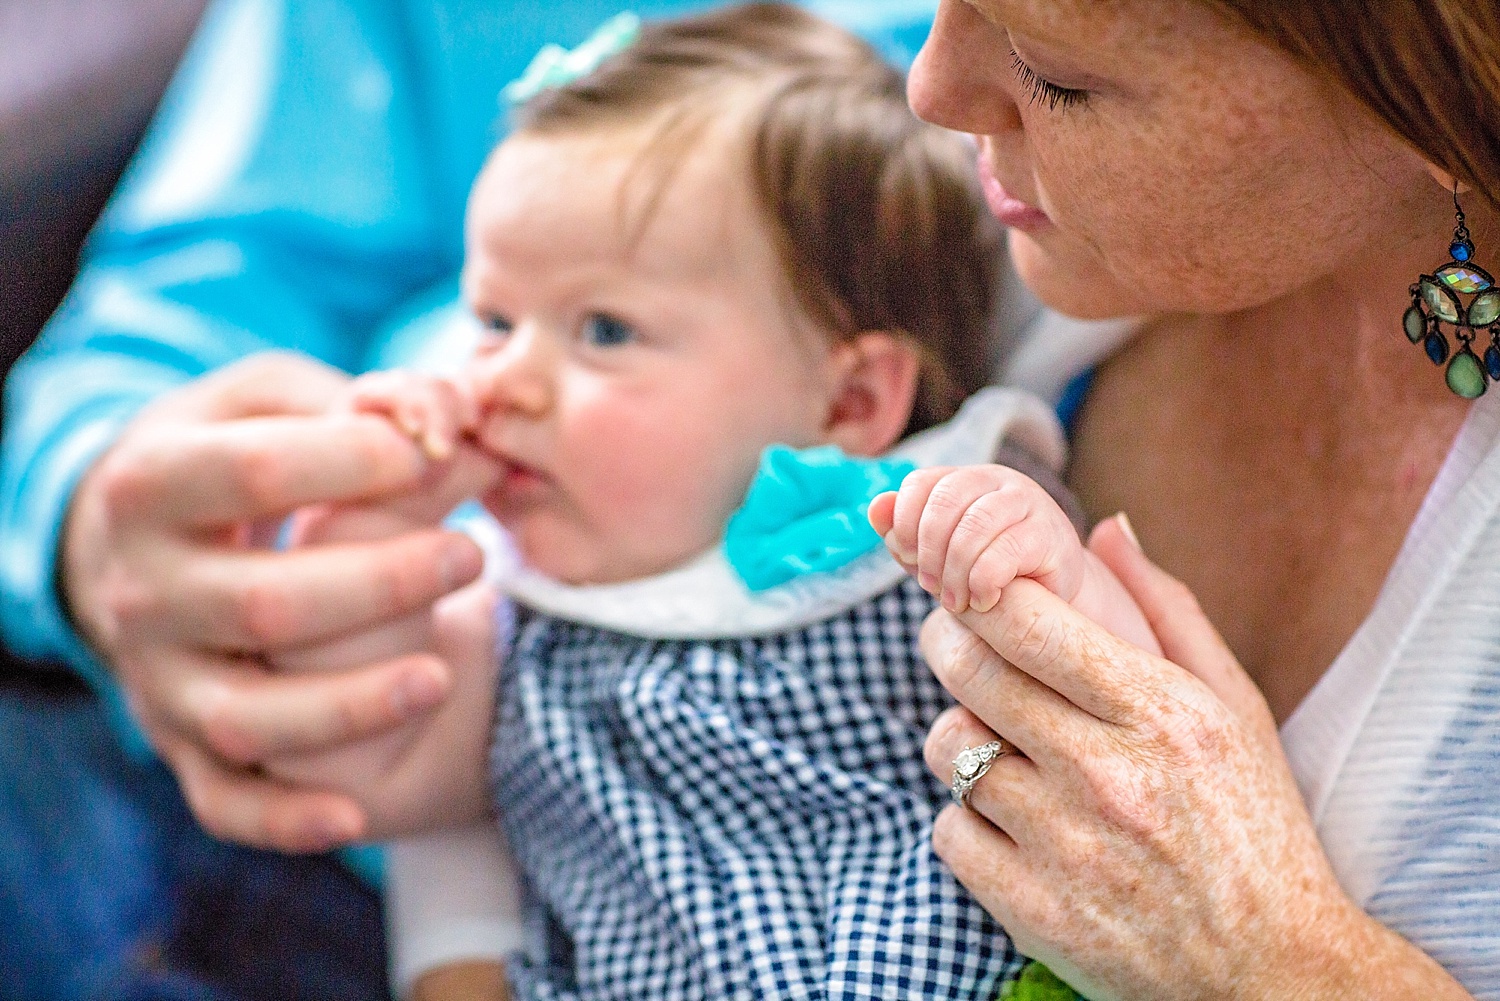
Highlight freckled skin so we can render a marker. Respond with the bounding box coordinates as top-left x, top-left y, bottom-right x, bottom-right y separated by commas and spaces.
909, 1, 1491, 997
